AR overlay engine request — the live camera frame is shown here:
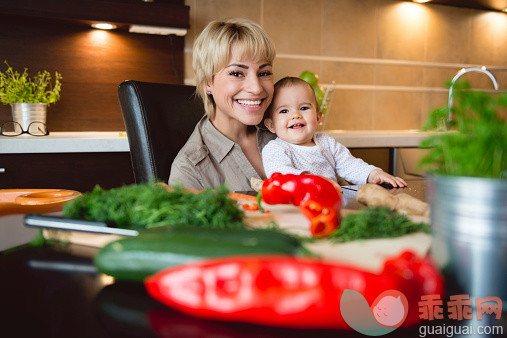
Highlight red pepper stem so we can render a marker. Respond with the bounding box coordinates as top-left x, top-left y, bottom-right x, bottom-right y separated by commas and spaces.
256, 191, 264, 213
